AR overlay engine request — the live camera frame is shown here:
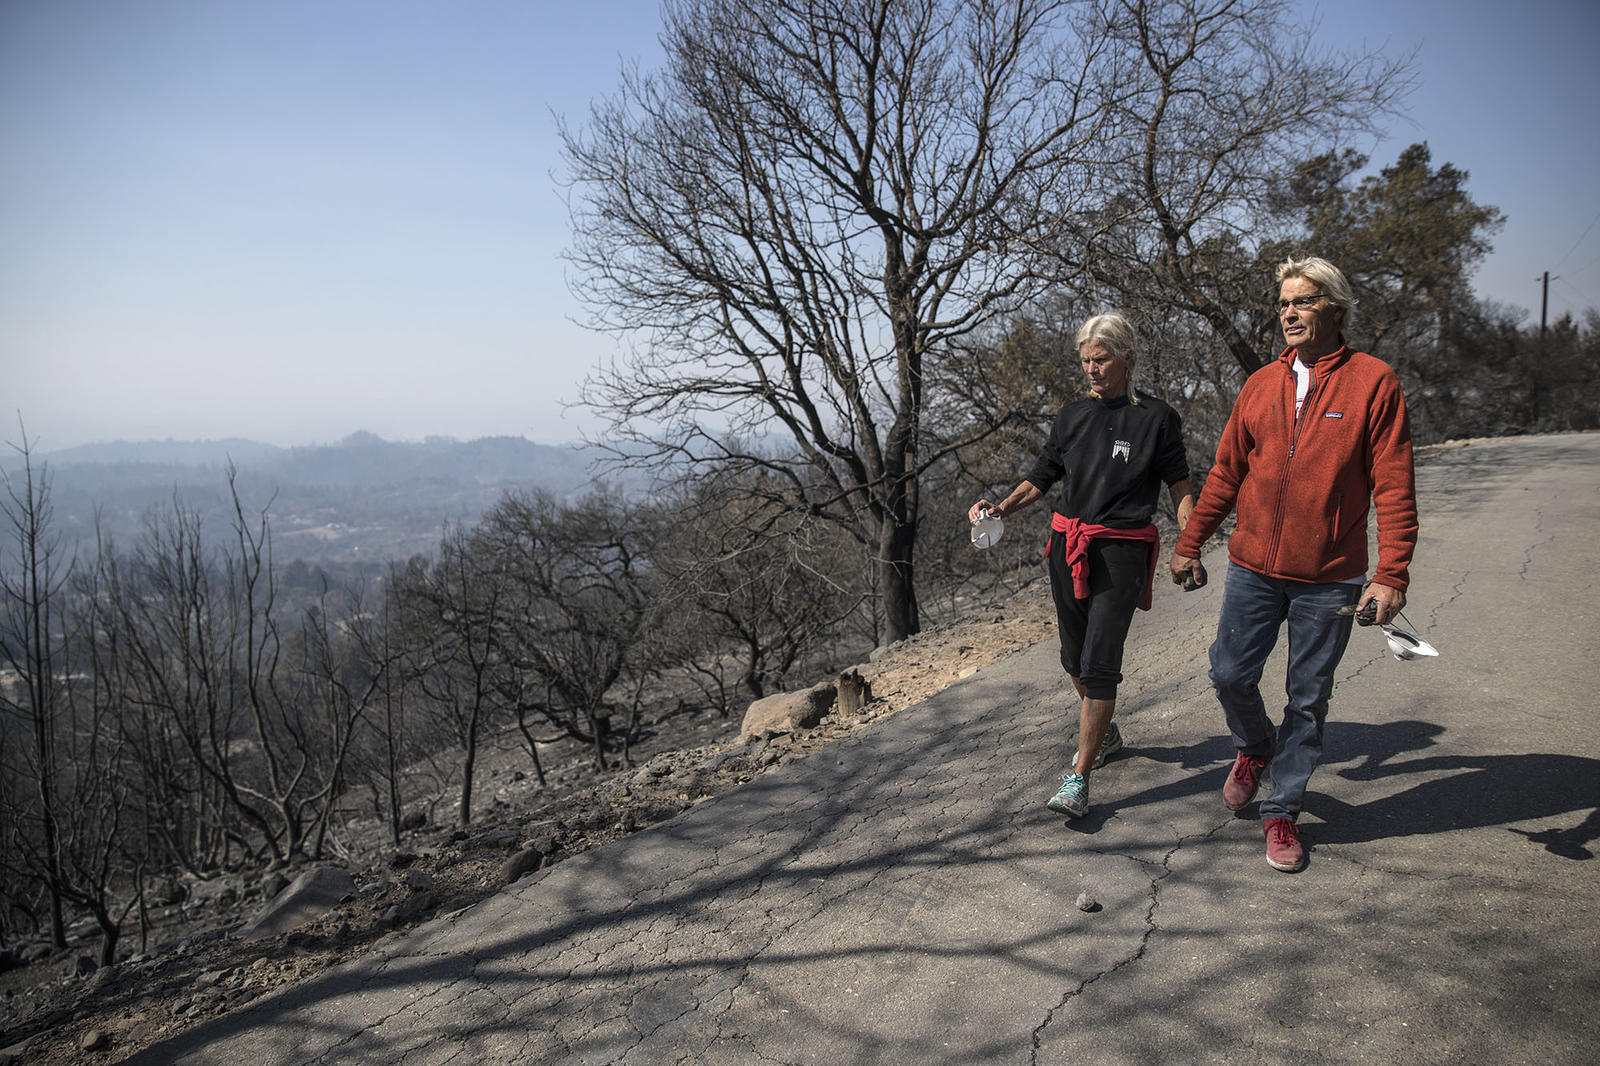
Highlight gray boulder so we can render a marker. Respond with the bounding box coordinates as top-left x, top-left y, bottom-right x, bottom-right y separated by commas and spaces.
185, 875, 241, 908
259, 871, 290, 902
500, 847, 544, 885
738, 682, 837, 742
380, 891, 435, 927
237, 866, 356, 941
